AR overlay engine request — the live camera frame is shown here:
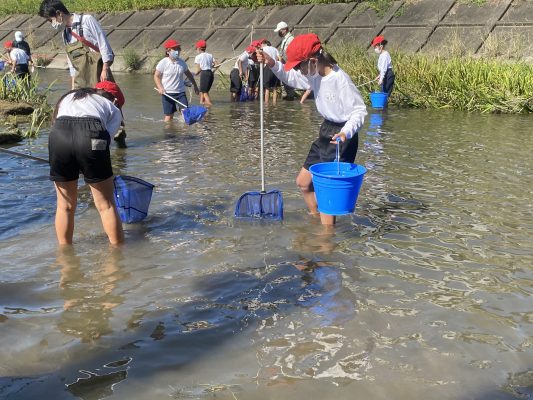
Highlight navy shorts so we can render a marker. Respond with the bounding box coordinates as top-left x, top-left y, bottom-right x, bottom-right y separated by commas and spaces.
49, 117, 112, 183
303, 119, 359, 170
162, 92, 188, 115
263, 66, 280, 90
